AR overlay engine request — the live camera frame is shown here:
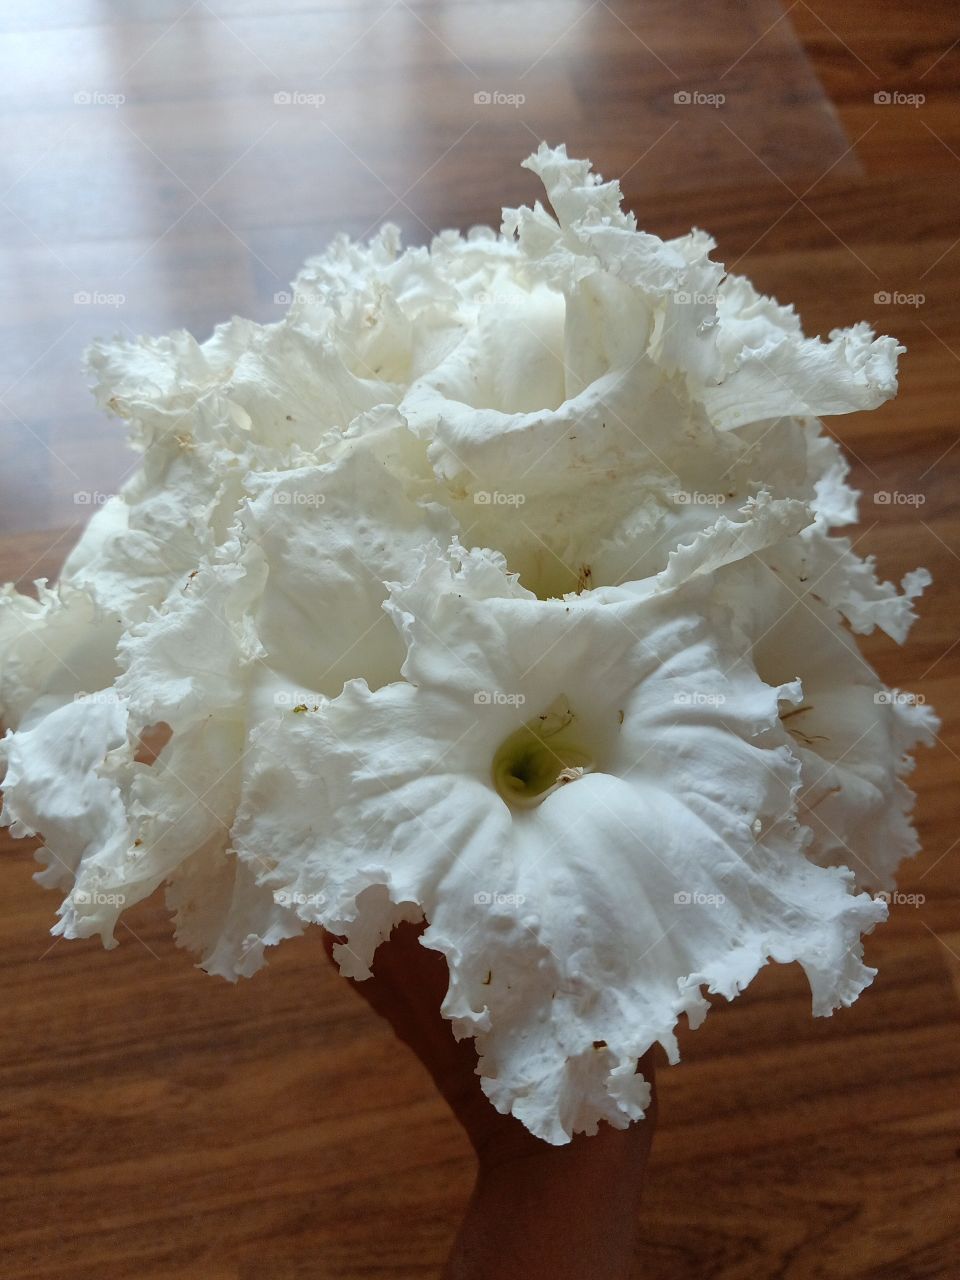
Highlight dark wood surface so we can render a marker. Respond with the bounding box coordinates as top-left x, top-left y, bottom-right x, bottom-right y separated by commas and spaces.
1, 2, 958, 1277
